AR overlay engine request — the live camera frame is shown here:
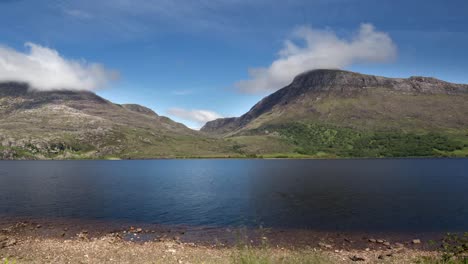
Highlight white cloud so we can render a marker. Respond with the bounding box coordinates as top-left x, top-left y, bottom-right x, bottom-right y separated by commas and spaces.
236, 23, 397, 93
0, 42, 118, 91
167, 108, 223, 129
